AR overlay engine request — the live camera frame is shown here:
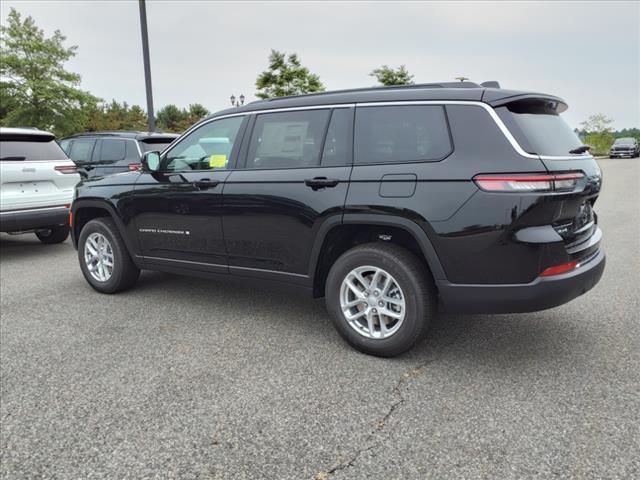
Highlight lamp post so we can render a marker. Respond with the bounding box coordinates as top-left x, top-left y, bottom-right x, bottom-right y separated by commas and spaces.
139, 0, 155, 132
455, 76, 469, 82
230, 94, 245, 107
